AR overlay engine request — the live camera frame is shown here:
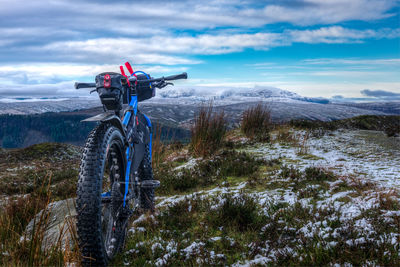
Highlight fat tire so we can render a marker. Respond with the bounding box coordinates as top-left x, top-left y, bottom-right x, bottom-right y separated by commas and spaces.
76, 123, 125, 266
139, 144, 155, 211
